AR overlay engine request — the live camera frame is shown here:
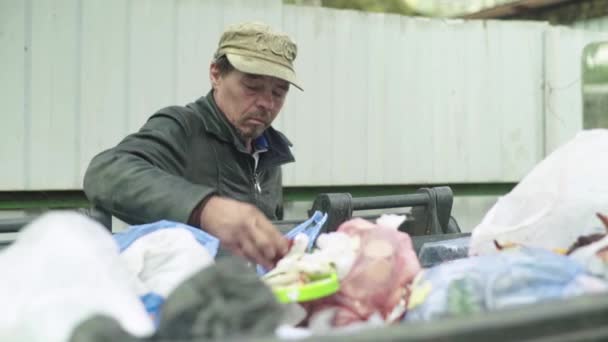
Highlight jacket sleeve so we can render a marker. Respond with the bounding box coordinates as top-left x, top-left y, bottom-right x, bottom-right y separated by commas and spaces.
83, 111, 216, 225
